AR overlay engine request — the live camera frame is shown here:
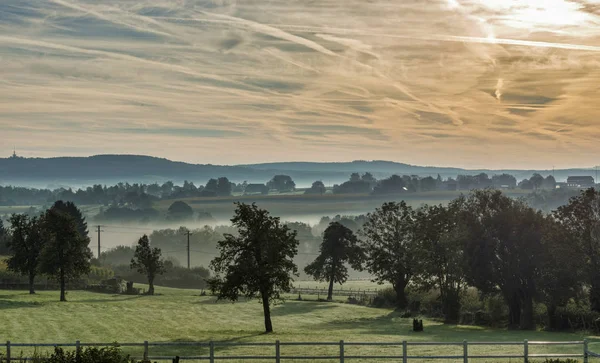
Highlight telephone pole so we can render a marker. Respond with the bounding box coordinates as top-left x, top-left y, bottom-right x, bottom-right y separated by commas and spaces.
95, 225, 104, 259
182, 229, 193, 269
